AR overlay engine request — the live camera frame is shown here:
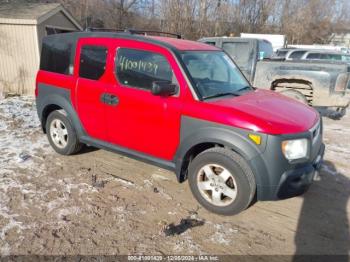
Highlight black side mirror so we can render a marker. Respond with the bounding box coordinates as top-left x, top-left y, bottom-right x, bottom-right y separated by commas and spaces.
151, 81, 177, 96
